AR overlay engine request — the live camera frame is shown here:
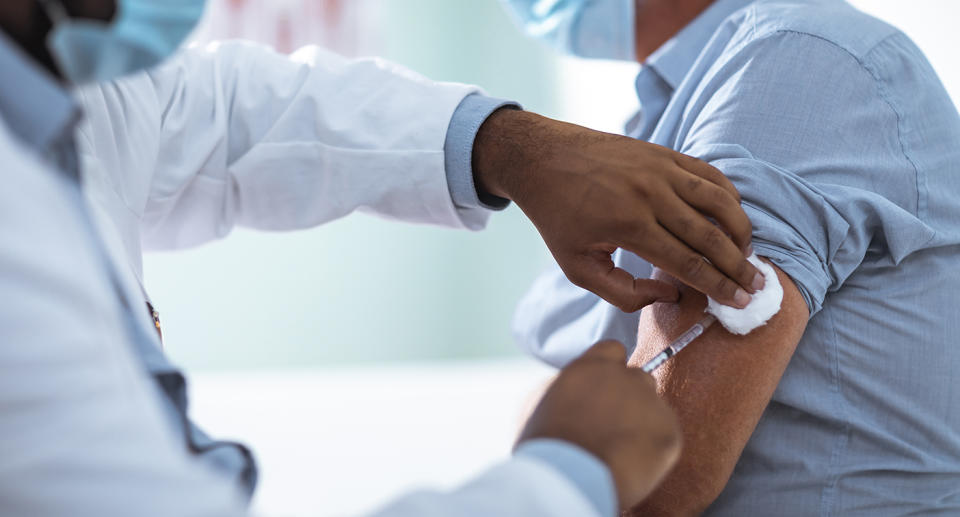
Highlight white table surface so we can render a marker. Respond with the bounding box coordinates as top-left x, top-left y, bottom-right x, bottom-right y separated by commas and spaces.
188, 359, 556, 516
